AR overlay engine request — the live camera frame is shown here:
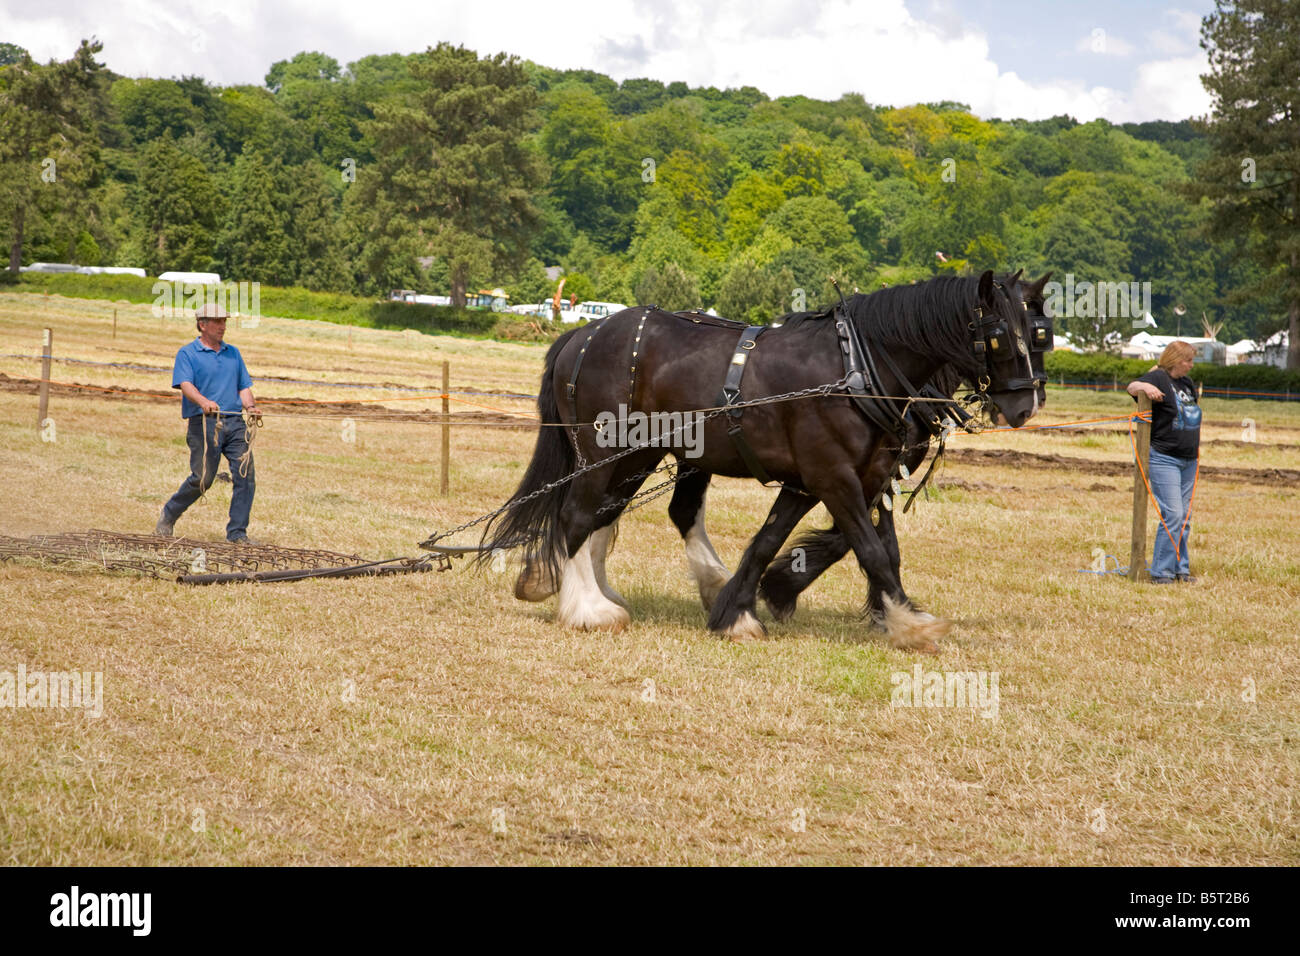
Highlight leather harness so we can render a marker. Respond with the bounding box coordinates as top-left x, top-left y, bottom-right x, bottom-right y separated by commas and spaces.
715, 324, 779, 486
562, 293, 1031, 515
